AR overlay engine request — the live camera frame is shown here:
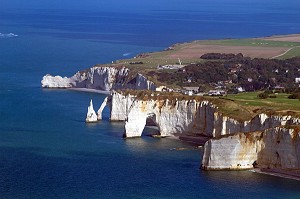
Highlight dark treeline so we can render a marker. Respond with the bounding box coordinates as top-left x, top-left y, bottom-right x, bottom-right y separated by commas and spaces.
200, 53, 243, 60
